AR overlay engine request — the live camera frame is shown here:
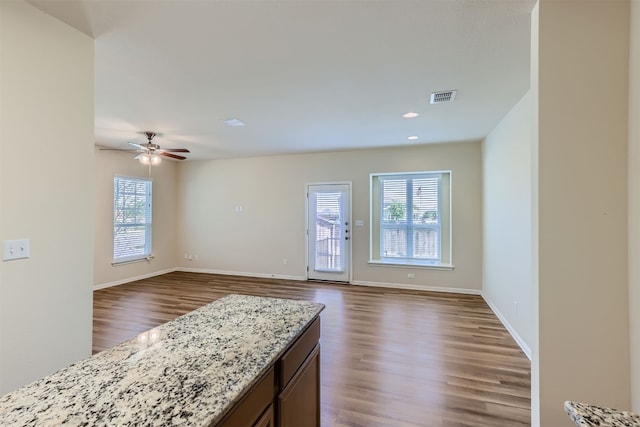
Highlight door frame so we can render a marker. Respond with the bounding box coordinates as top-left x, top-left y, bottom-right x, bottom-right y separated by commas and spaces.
305, 181, 353, 283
